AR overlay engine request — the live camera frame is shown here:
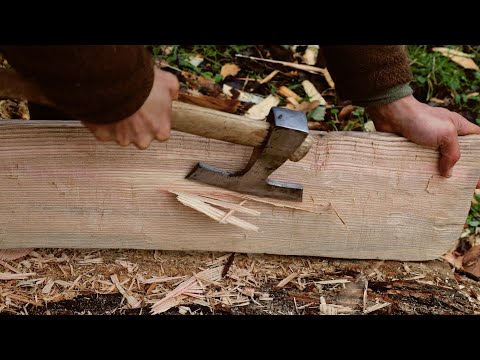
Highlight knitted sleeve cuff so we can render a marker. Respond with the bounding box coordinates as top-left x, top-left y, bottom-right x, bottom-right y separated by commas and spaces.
355, 83, 414, 108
